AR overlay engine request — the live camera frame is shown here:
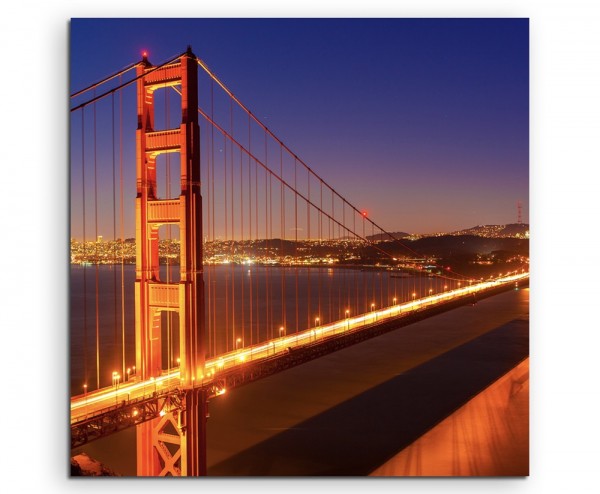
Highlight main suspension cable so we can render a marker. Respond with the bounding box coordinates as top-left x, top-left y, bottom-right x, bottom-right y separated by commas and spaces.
70, 52, 186, 113
195, 57, 423, 258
